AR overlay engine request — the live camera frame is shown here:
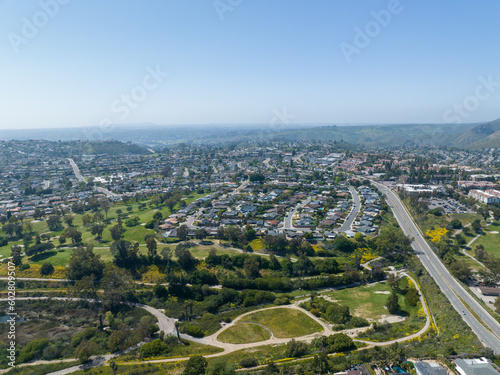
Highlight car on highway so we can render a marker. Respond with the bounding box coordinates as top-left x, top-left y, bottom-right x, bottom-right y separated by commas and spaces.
462, 310, 466, 315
